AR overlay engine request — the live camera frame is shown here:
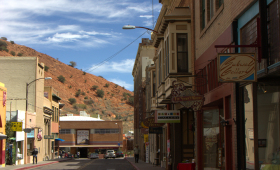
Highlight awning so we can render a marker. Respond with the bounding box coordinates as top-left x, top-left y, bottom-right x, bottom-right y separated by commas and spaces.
55, 138, 65, 142
0, 134, 7, 140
